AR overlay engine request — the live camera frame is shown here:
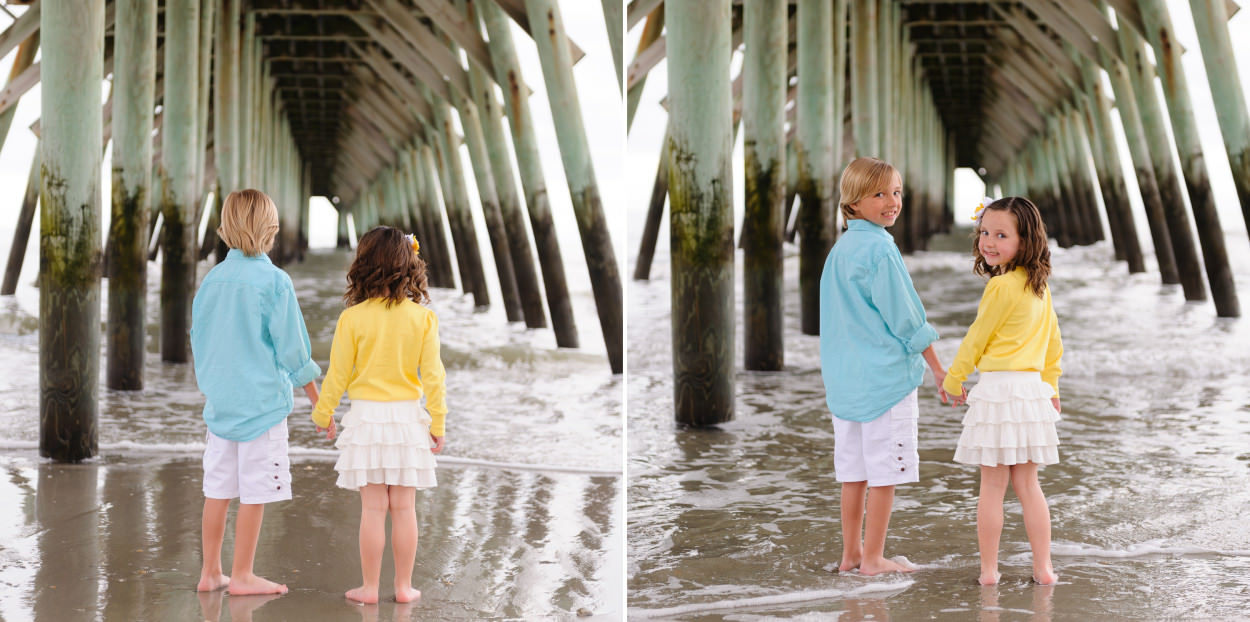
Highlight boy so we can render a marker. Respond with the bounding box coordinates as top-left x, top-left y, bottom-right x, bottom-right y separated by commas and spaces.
190, 189, 324, 594
819, 157, 947, 575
